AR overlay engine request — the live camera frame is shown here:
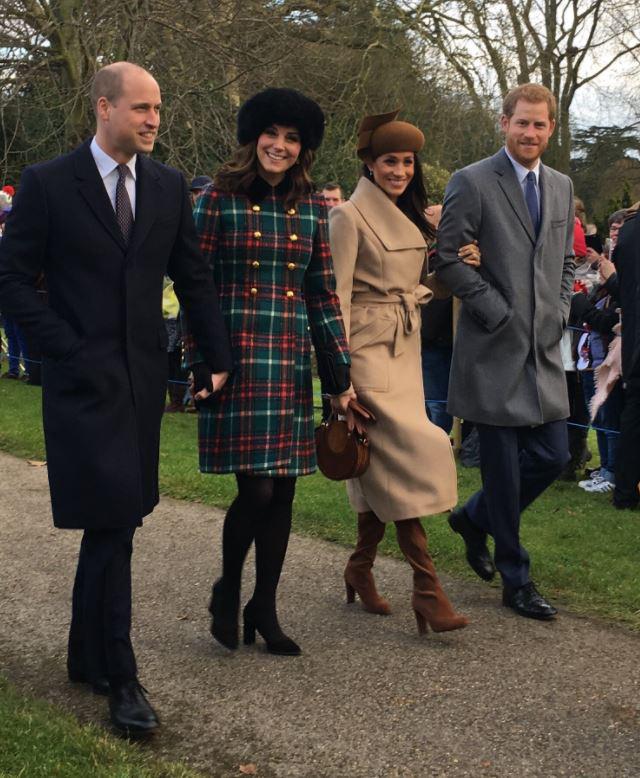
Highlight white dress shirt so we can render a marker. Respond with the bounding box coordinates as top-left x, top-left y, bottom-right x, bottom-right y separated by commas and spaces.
504, 146, 540, 211
90, 137, 137, 217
